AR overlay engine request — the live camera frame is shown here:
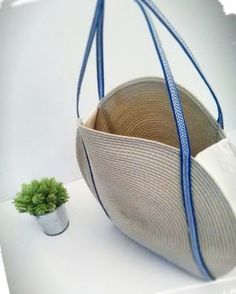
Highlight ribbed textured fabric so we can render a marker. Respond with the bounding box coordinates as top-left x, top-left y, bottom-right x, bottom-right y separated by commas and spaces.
76, 78, 236, 279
